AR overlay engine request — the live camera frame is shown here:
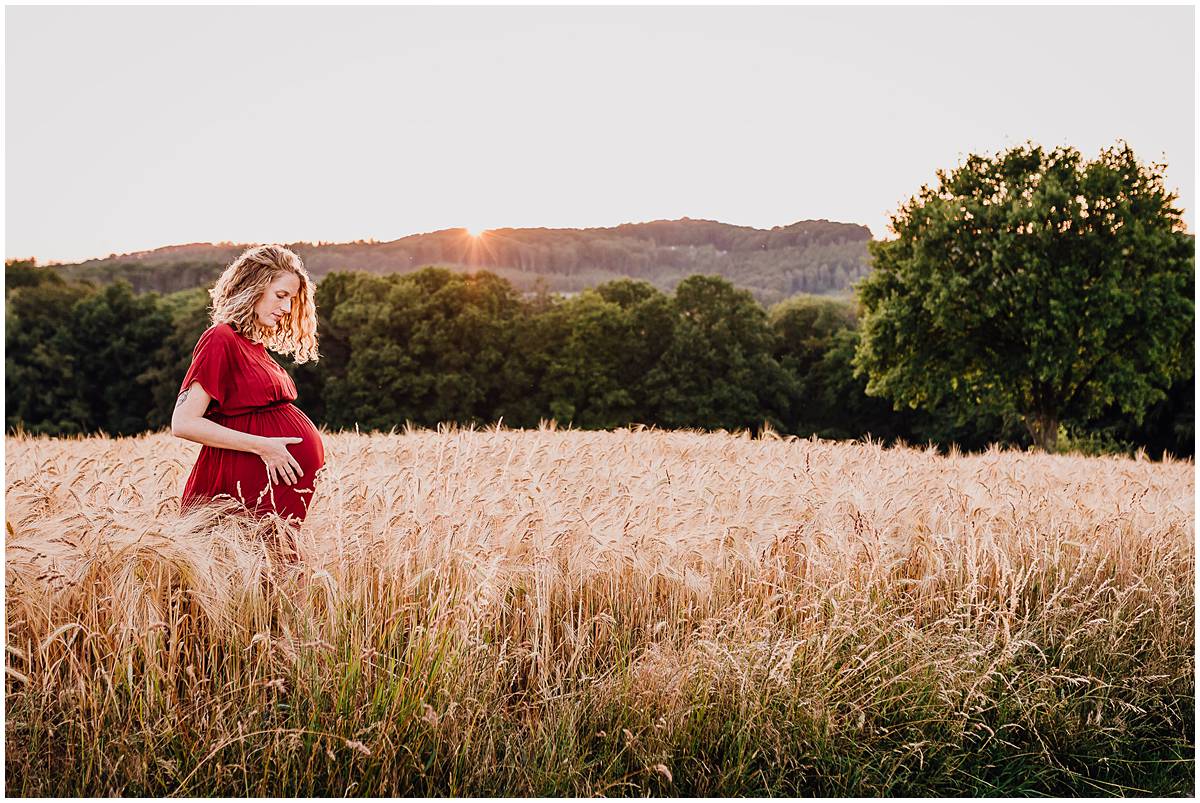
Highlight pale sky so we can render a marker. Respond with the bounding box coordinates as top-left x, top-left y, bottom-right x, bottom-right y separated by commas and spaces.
5, 4, 1195, 264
